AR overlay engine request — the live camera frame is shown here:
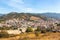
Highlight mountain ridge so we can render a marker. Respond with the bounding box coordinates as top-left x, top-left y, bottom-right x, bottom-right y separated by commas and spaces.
0, 12, 60, 21
41, 13, 60, 19
0, 12, 48, 21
